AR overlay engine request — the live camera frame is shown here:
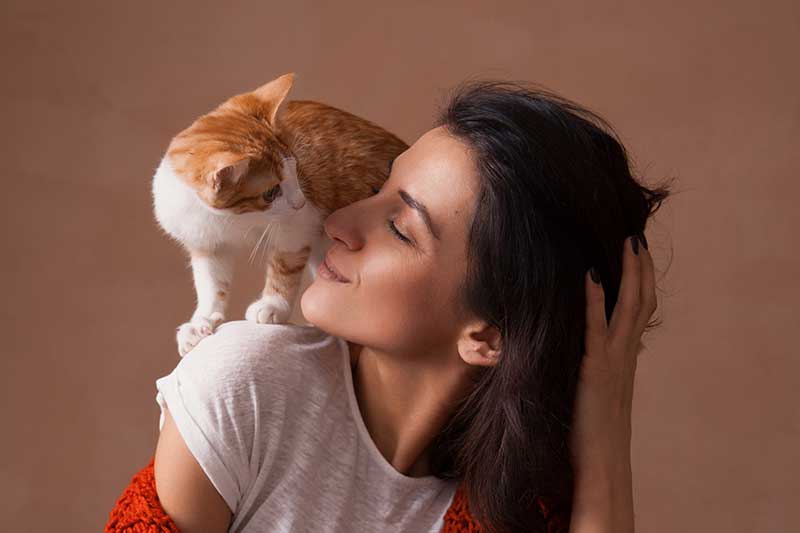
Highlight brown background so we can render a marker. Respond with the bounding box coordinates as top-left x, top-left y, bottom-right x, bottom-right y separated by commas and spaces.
1, 1, 797, 531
